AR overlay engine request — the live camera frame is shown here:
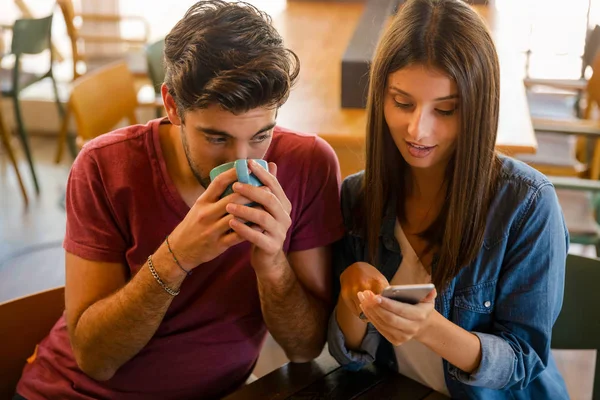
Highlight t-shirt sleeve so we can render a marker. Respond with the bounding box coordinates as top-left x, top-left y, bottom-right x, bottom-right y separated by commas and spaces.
63, 148, 127, 263
287, 137, 345, 252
